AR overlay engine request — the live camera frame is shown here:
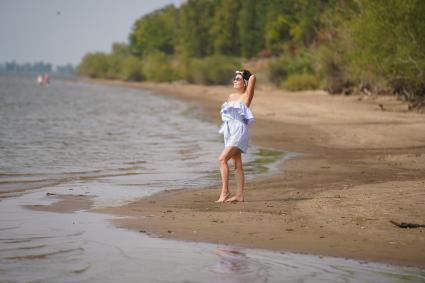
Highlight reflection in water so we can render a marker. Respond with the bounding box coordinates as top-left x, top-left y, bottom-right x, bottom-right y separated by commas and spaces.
211, 247, 249, 274
209, 247, 272, 283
